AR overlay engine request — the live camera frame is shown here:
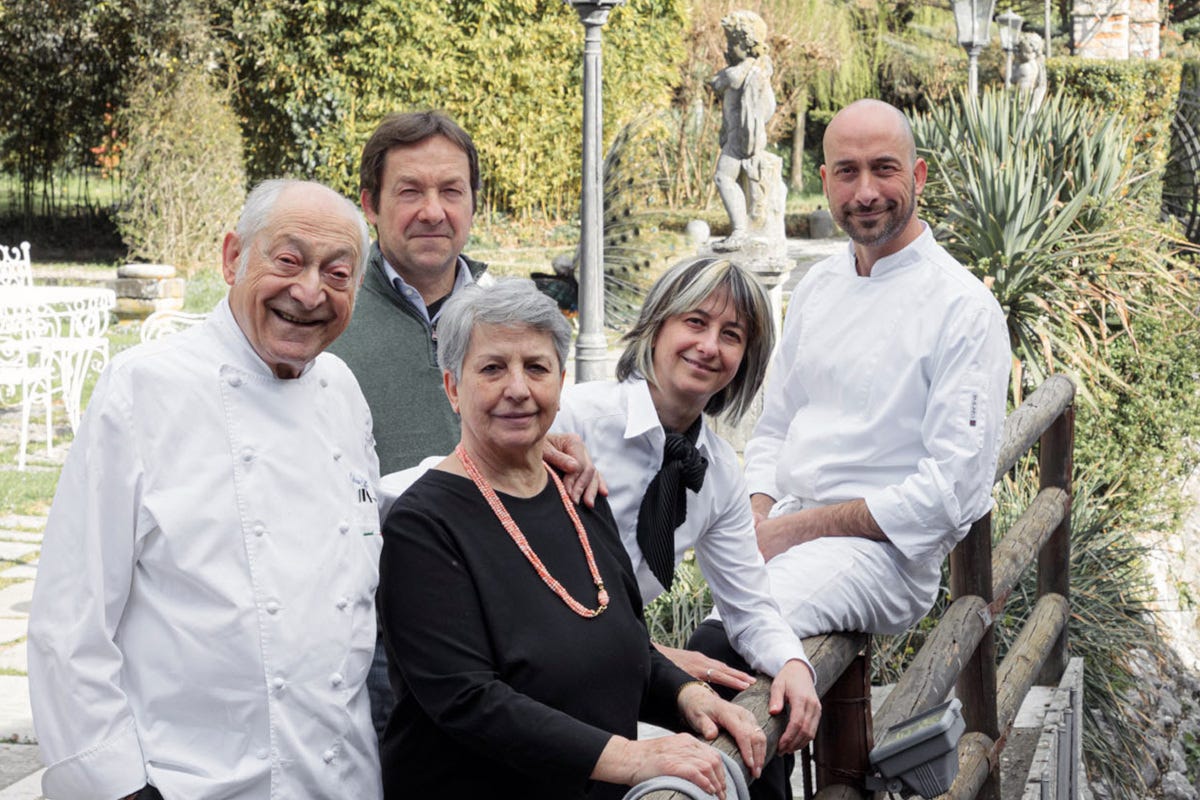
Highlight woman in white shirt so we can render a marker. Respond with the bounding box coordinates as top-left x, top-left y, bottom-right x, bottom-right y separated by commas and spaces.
553, 256, 821, 765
